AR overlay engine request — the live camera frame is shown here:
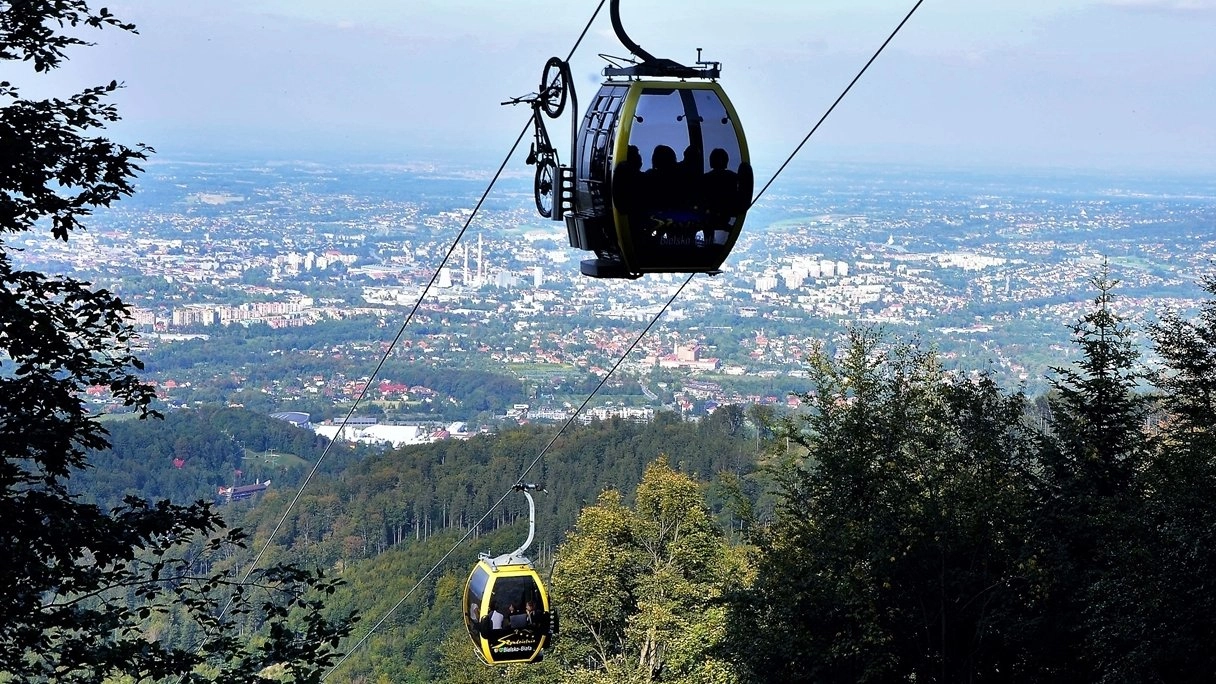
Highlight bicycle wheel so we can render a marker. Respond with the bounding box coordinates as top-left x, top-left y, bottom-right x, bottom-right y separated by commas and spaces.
534, 156, 558, 218
540, 57, 570, 119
